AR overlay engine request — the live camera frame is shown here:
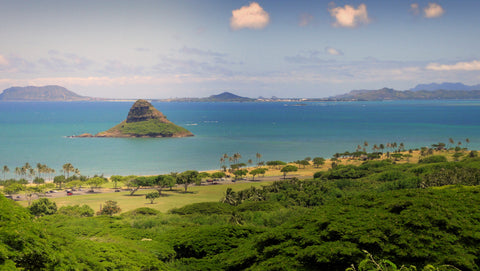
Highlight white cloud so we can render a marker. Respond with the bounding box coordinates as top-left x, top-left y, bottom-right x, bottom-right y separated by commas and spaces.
426, 60, 480, 71
0, 55, 10, 66
410, 3, 420, 15
299, 13, 314, 27
328, 3, 370, 28
230, 2, 270, 30
325, 47, 343, 56
424, 3, 444, 18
